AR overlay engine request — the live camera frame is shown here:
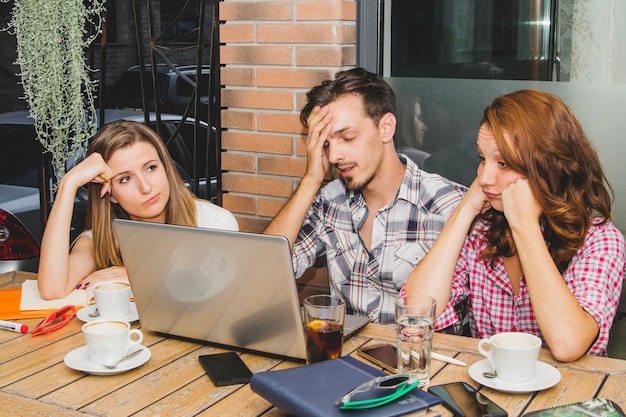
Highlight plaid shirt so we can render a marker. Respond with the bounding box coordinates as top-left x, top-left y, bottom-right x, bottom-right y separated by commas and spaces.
437, 218, 625, 356
292, 155, 466, 324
